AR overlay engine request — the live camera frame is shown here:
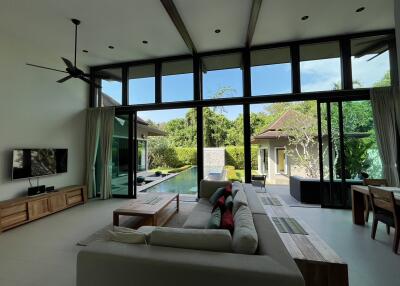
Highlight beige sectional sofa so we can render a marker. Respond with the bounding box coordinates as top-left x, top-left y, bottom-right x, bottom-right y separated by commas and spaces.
76, 180, 304, 286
